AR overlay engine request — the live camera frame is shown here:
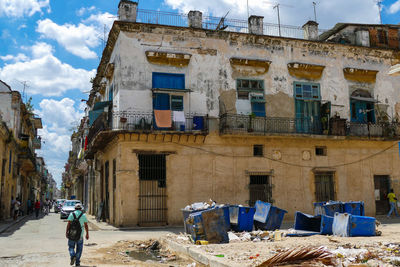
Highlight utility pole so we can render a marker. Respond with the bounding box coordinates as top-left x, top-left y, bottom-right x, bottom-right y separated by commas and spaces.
312, 2, 317, 22
274, 4, 281, 37
247, 0, 249, 19
17, 80, 29, 101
